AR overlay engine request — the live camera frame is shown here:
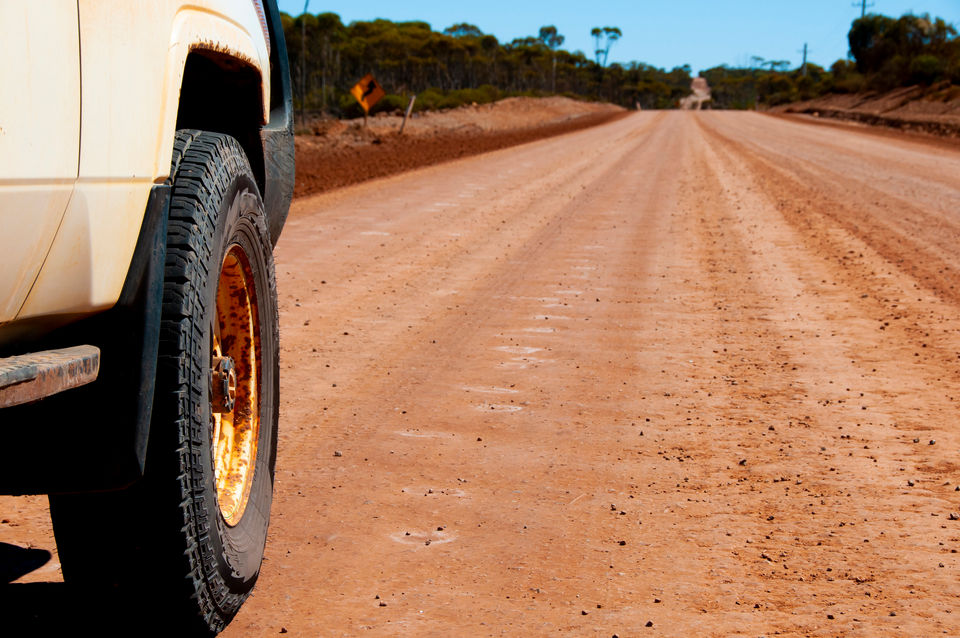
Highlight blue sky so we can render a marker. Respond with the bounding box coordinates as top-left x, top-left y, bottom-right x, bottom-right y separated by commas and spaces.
278, 0, 958, 74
